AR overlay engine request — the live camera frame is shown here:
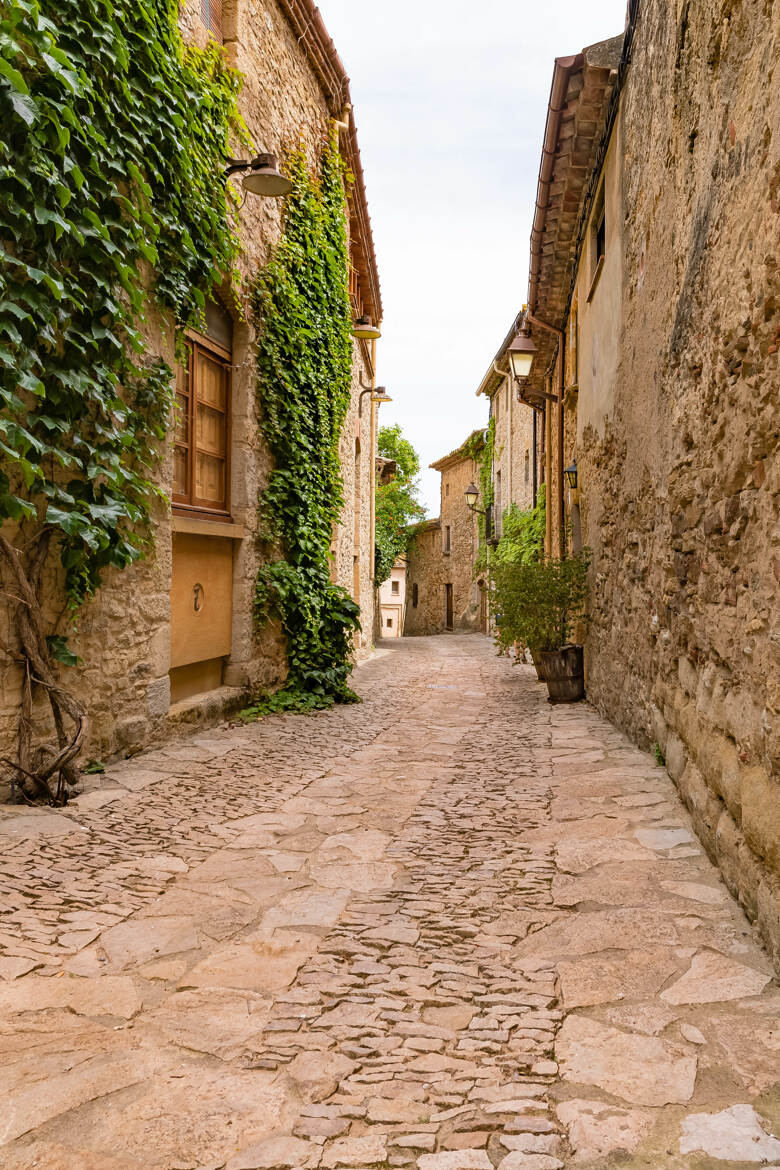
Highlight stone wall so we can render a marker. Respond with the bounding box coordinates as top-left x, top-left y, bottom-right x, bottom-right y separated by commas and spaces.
406, 444, 485, 636
404, 522, 444, 636
571, 0, 780, 965
0, 0, 377, 783
489, 379, 539, 528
